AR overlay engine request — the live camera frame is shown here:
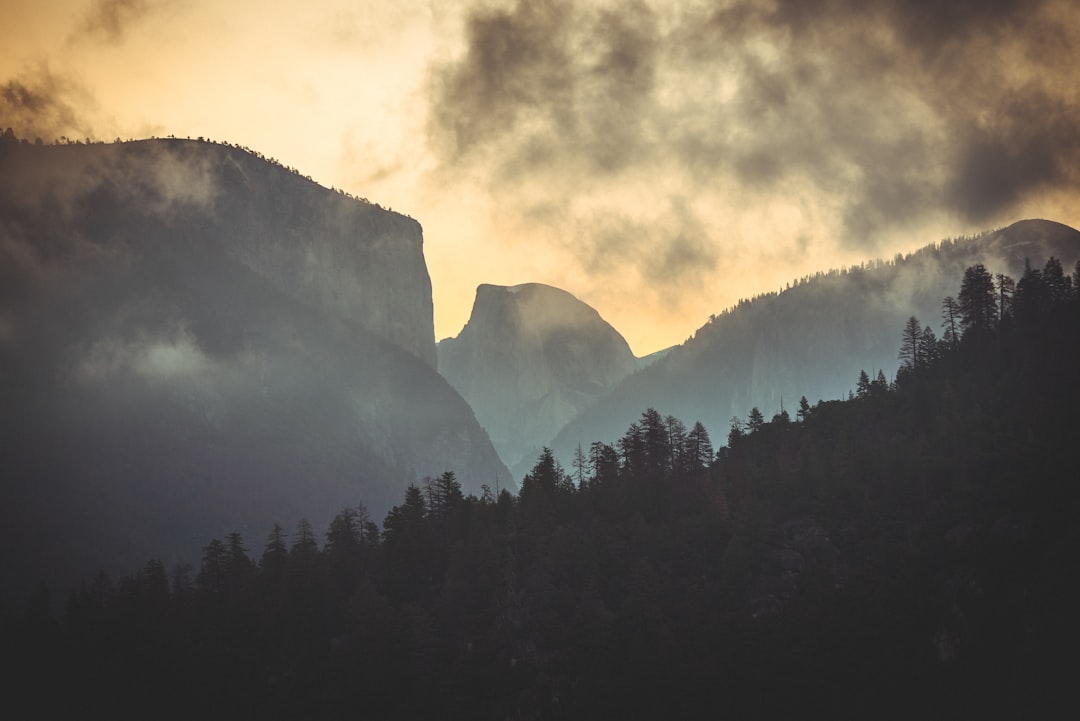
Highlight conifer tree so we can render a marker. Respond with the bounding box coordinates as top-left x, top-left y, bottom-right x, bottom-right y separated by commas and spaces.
856, 370, 872, 398
941, 296, 961, 347
797, 396, 811, 422
898, 316, 922, 370
261, 523, 289, 578
958, 263, 996, 338
686, 421, 714, 471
